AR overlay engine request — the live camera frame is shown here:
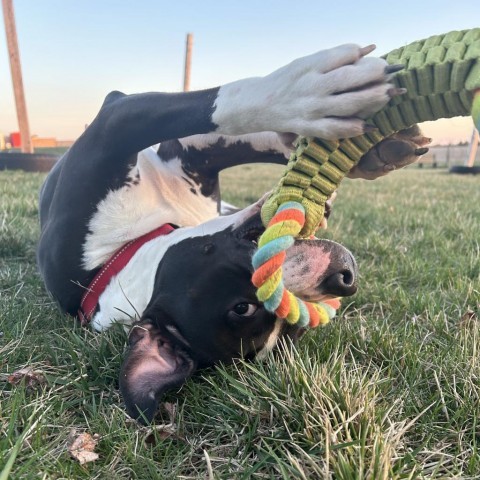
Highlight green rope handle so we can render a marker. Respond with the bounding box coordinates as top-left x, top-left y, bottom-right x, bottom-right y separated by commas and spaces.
254, 28, 480, 327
